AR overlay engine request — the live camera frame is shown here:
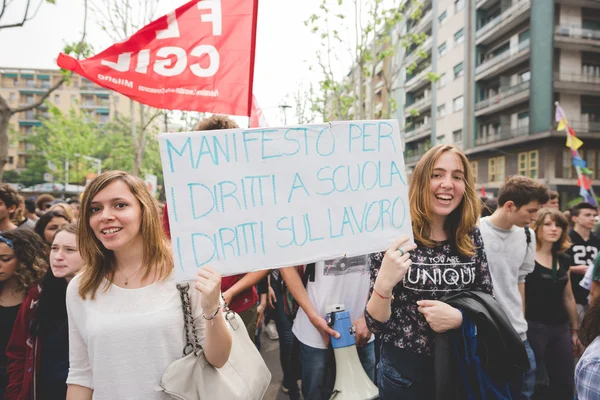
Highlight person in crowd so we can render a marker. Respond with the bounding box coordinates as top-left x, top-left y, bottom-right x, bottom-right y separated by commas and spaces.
23, 198, 39, 225
35, 195, 55, 217
67, 199, 80, 221
282, 255, 375, 400
479, 175, 548, 399
4, 223, 84, 399
0, 229, 48, 397
269, 269, 300, 399
13, 196, 36, 230
50, 201, 76, 223
481, 197, 498, 218
254, 276, 269, 350
161, 115, 268, 339
542, 190, 560, 210
575, 296, 600, 399
34, 210, 71, 246
526, 208, 582, 399
365, 144, 493, 399
65, 171, 232, 399
586, 253, 600, 305
0, 184, 19, 233
565, 202, 600, 320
